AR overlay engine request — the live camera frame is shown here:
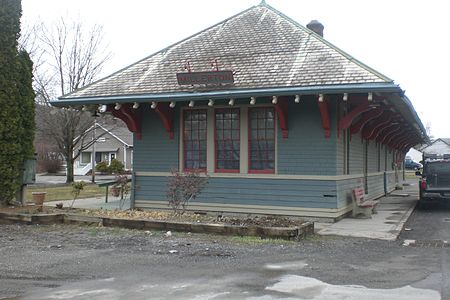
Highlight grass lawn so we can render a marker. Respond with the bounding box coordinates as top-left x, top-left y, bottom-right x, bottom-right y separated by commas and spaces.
26, 184, 105, 202
405, 170, 421, 180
